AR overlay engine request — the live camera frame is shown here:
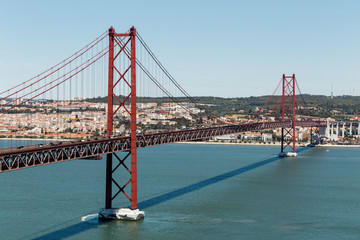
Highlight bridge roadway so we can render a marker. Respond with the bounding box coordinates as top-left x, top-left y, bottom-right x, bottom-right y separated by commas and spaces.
0, 120, 325, 172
